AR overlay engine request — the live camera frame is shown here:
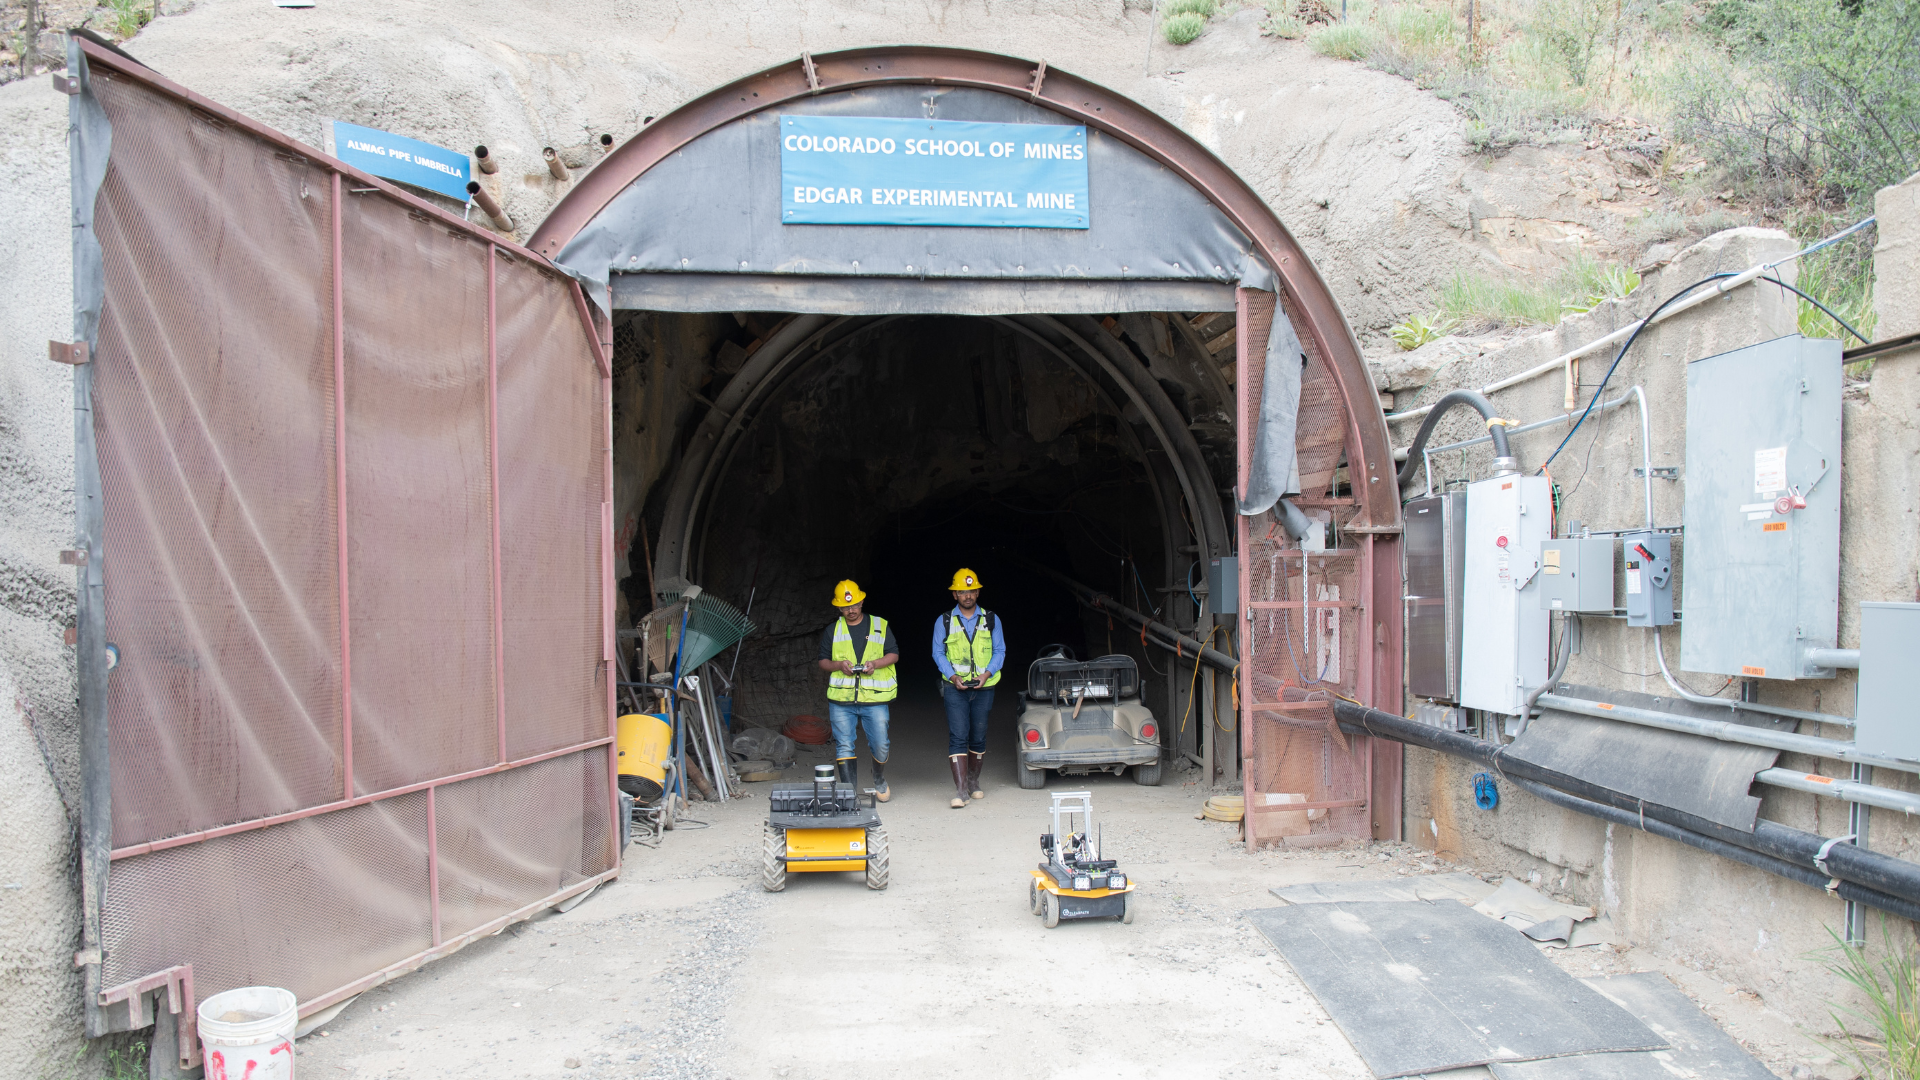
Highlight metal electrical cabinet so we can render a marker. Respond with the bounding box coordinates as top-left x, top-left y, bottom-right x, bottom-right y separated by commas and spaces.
1538, 537, 1614, 613
1460, 474, 1552, 715
1857, 603, 1920, 762
1405, 494, 1466, 701
1681, 336, 1844, 680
